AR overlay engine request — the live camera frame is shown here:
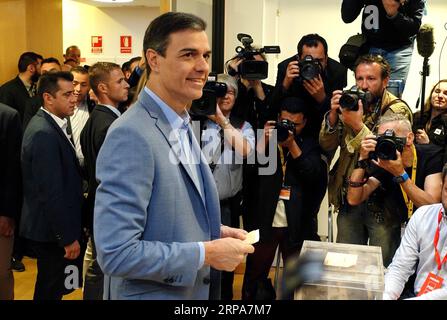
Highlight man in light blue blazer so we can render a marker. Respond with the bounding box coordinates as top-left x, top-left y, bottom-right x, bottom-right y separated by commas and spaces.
94, 12, 254, 300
